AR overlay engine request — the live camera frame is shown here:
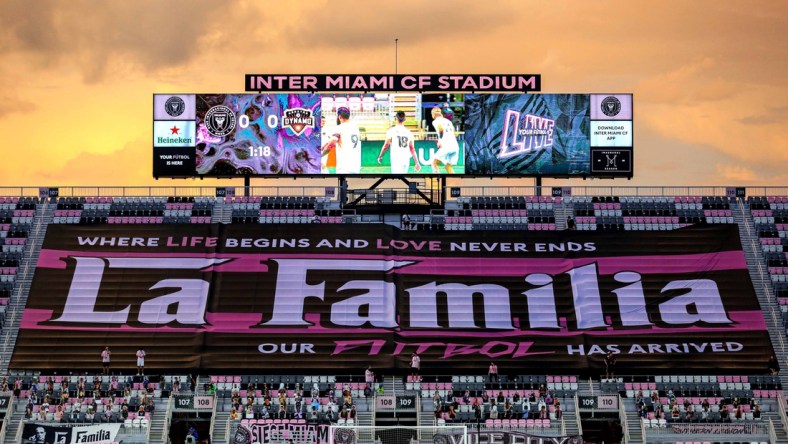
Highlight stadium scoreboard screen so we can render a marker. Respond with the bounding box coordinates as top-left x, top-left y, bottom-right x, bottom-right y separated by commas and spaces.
153, 92, 632, 178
